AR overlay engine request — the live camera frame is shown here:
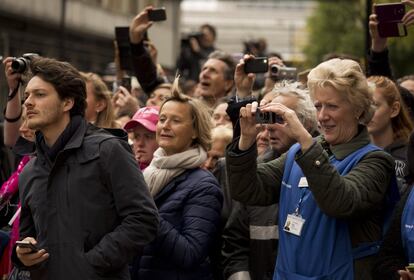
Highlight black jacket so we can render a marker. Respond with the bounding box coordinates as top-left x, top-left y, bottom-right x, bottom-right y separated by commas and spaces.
16, 119, 159, 280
